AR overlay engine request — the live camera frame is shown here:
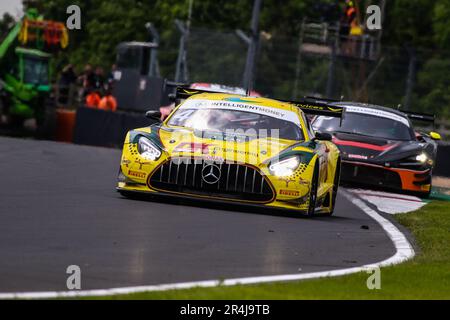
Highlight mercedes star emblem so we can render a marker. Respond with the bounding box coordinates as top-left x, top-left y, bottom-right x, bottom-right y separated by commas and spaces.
201, 164, 221, 184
